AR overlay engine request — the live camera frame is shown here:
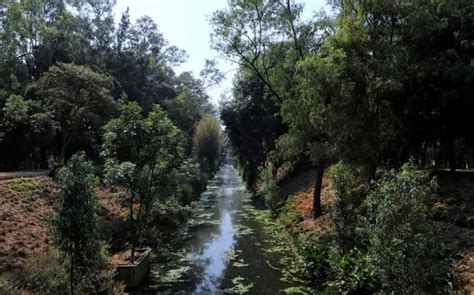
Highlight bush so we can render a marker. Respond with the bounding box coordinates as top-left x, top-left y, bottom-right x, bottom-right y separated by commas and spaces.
299, 234, 332, 287
328, 163, 360, 253
296, 162, 461, 294
366, 162, 458, 293
51, 152, 106, 292
16, 250, 69, 294
11, 250, 123, 295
